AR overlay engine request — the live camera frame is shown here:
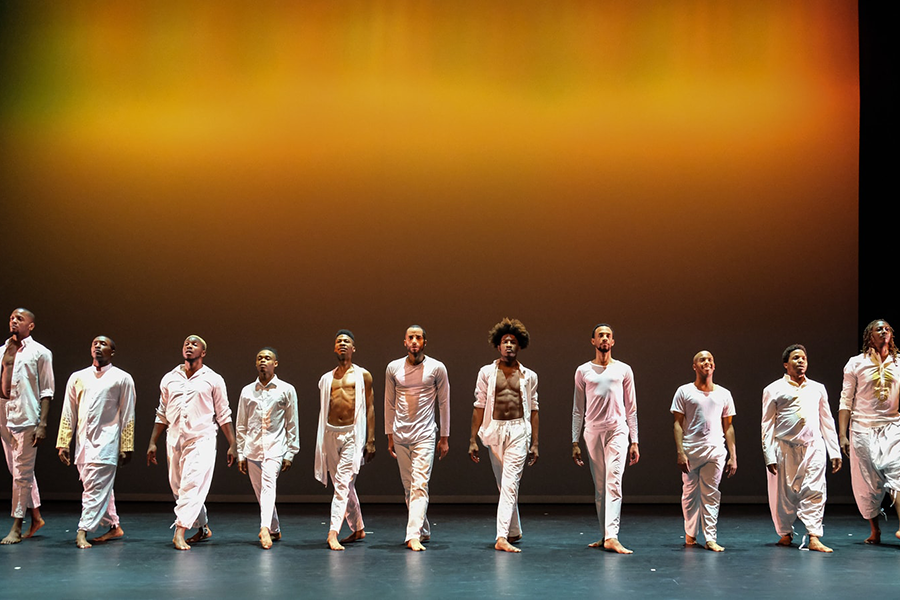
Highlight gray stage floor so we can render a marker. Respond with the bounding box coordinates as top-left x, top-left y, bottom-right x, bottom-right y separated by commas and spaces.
1, 502, 897, 599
